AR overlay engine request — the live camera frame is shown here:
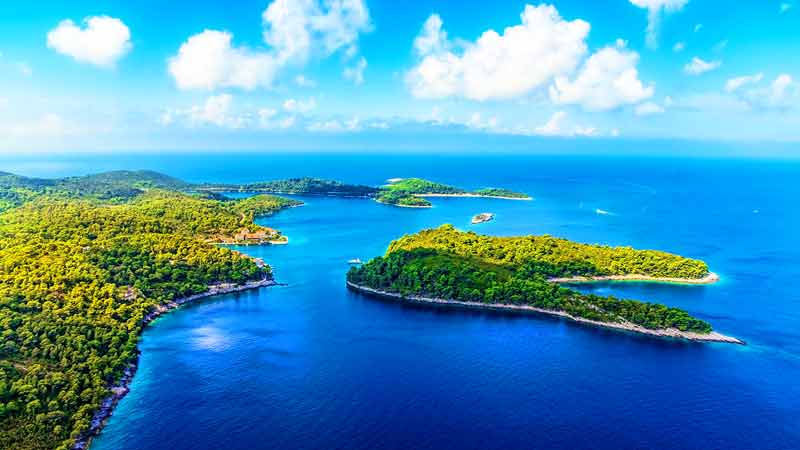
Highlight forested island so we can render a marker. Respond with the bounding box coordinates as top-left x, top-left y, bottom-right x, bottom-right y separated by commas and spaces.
197, 176, 530, 208
0, 171, 301, 450
347, 225, 740, 344
375, 178, 531, 207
